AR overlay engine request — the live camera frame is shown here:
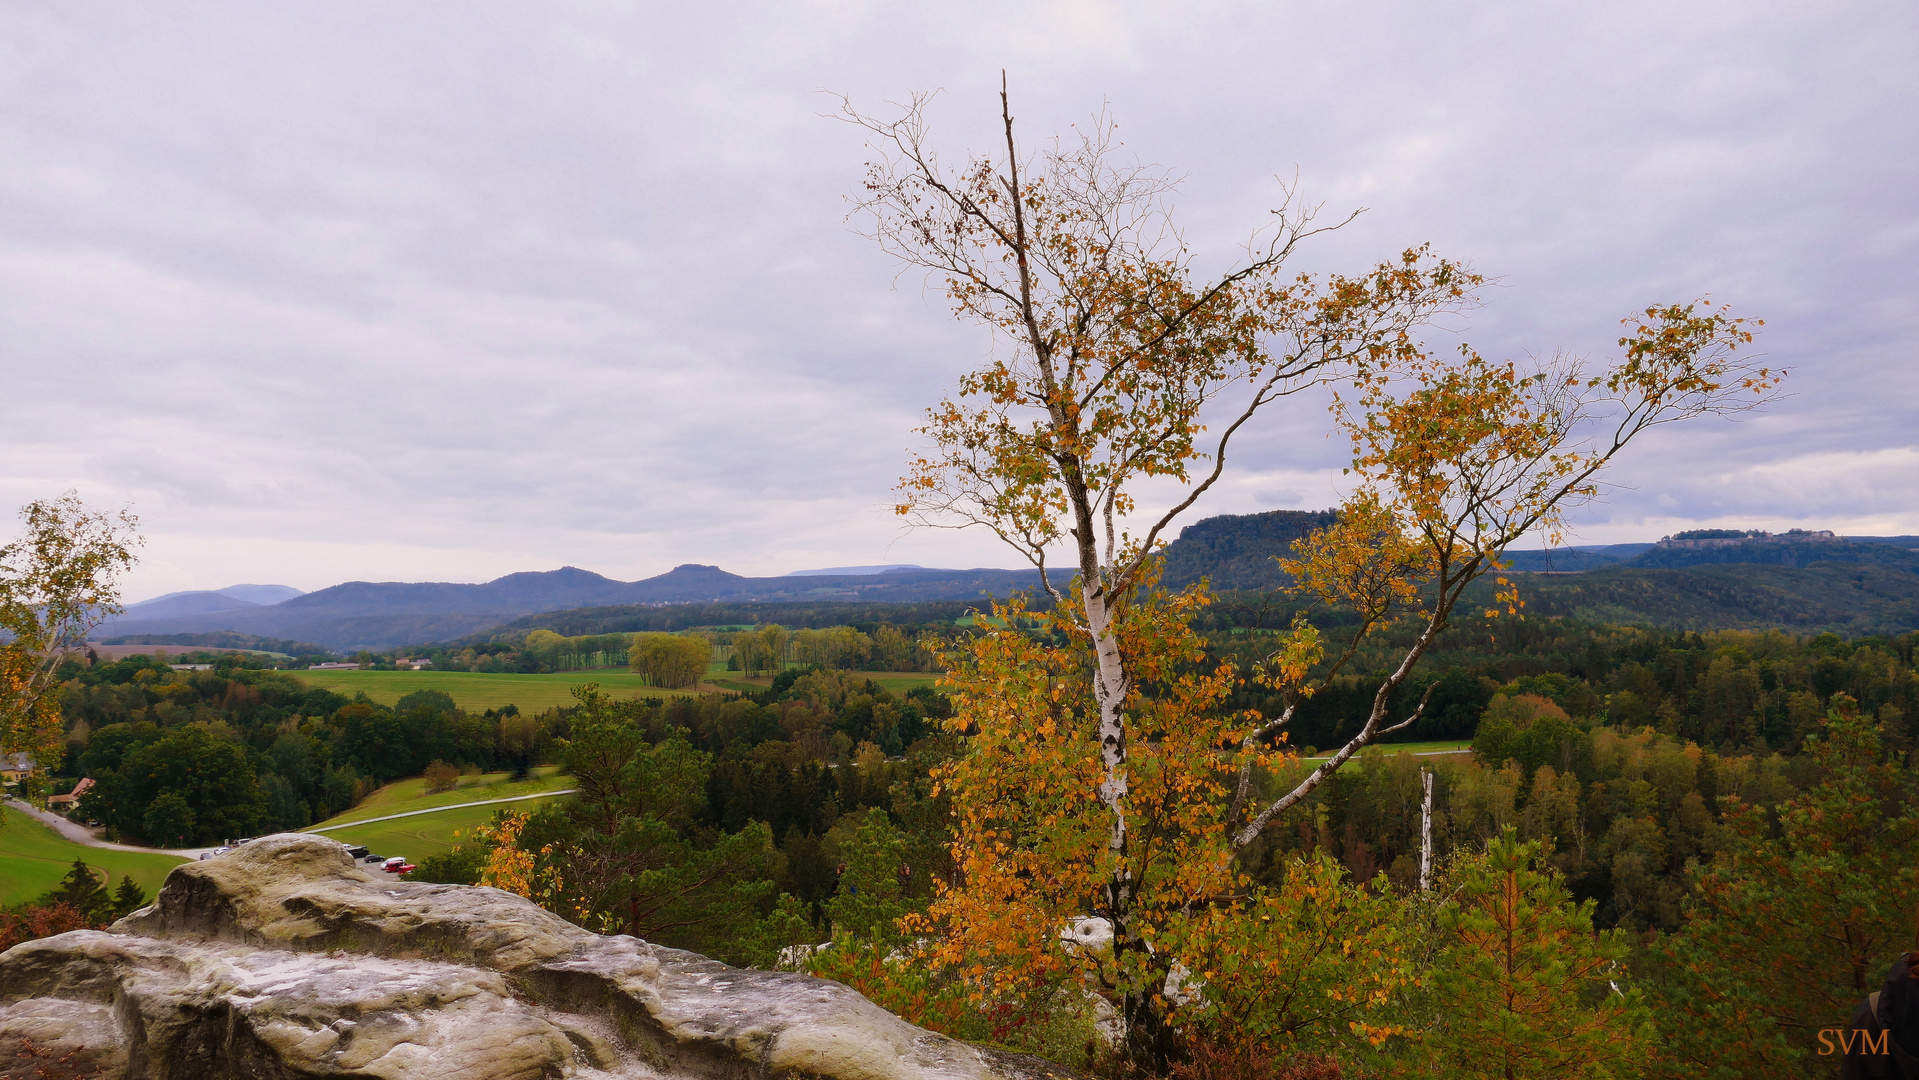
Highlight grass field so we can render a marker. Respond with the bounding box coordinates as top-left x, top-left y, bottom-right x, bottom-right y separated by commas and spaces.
308, 803, 524, 863
1299, 740, 1473, 760
299, 665, 946, 711
313, 768, 570, 827
0, 808, 188, 907
302, 769, 576, 862
1292, 740, 1475, 773
294, 669, 694, 711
